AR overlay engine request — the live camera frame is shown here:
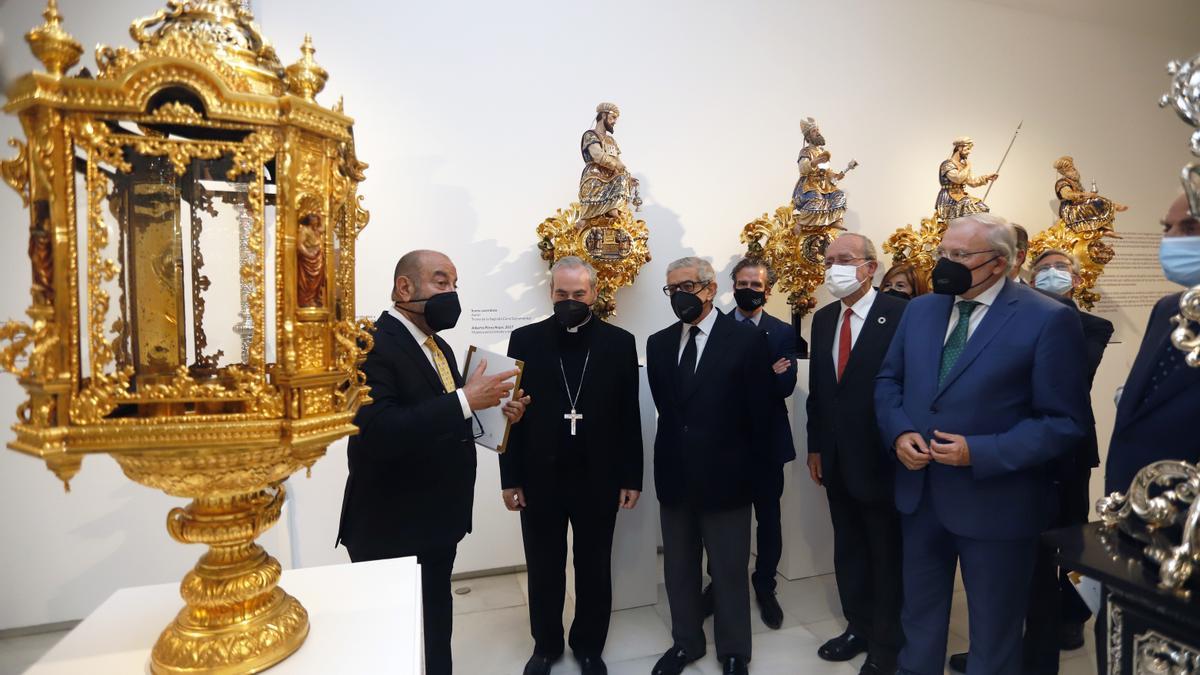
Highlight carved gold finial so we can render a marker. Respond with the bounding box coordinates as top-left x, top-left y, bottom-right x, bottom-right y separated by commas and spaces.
284, 34, 328, 102
25, 0, 83, 77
